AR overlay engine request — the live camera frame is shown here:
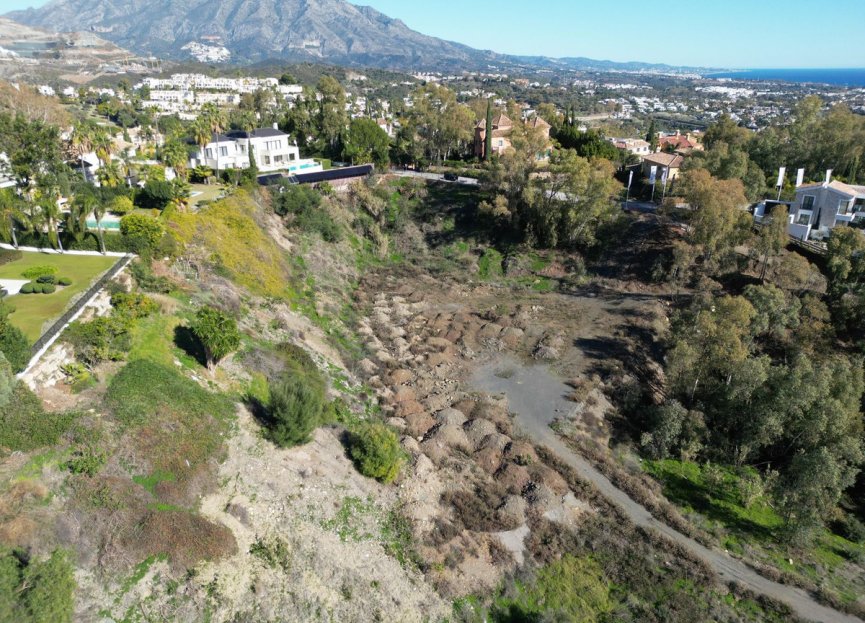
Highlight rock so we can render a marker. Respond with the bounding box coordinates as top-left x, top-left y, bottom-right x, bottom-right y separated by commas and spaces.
452, 399, 477, 418
358, 358, 378, 375
500, 327, 525, 348
504, 441, 539, 466
495, 463, 531, 495
387, 417, 407, 431
479, 432, 511, 452
396, 400, 425, 418
405, 412, 436, 438
393, 387, 417, 403
498, 495, 528, 526
529, 464, 569, 495
464, 419, 498, 450
389, 369, 413, 385
435, 408, 467, 427
401, 436, 421, 454
429, 424, 471, 453
426, 352, 454, 367
474, 447, 502, 474
479, 323, 504, 339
